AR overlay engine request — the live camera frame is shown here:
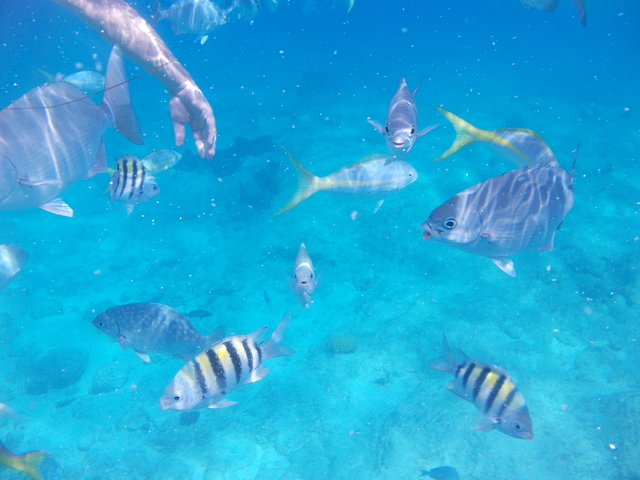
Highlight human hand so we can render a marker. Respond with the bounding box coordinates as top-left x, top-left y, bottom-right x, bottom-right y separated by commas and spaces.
169, 82, 217, 159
